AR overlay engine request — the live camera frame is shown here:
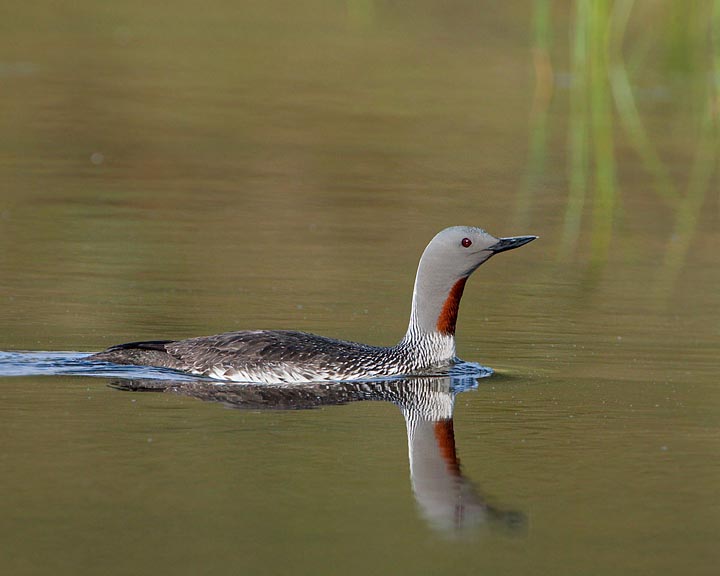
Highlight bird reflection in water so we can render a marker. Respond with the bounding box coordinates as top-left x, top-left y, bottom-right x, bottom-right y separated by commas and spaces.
111, 375, 525, 535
